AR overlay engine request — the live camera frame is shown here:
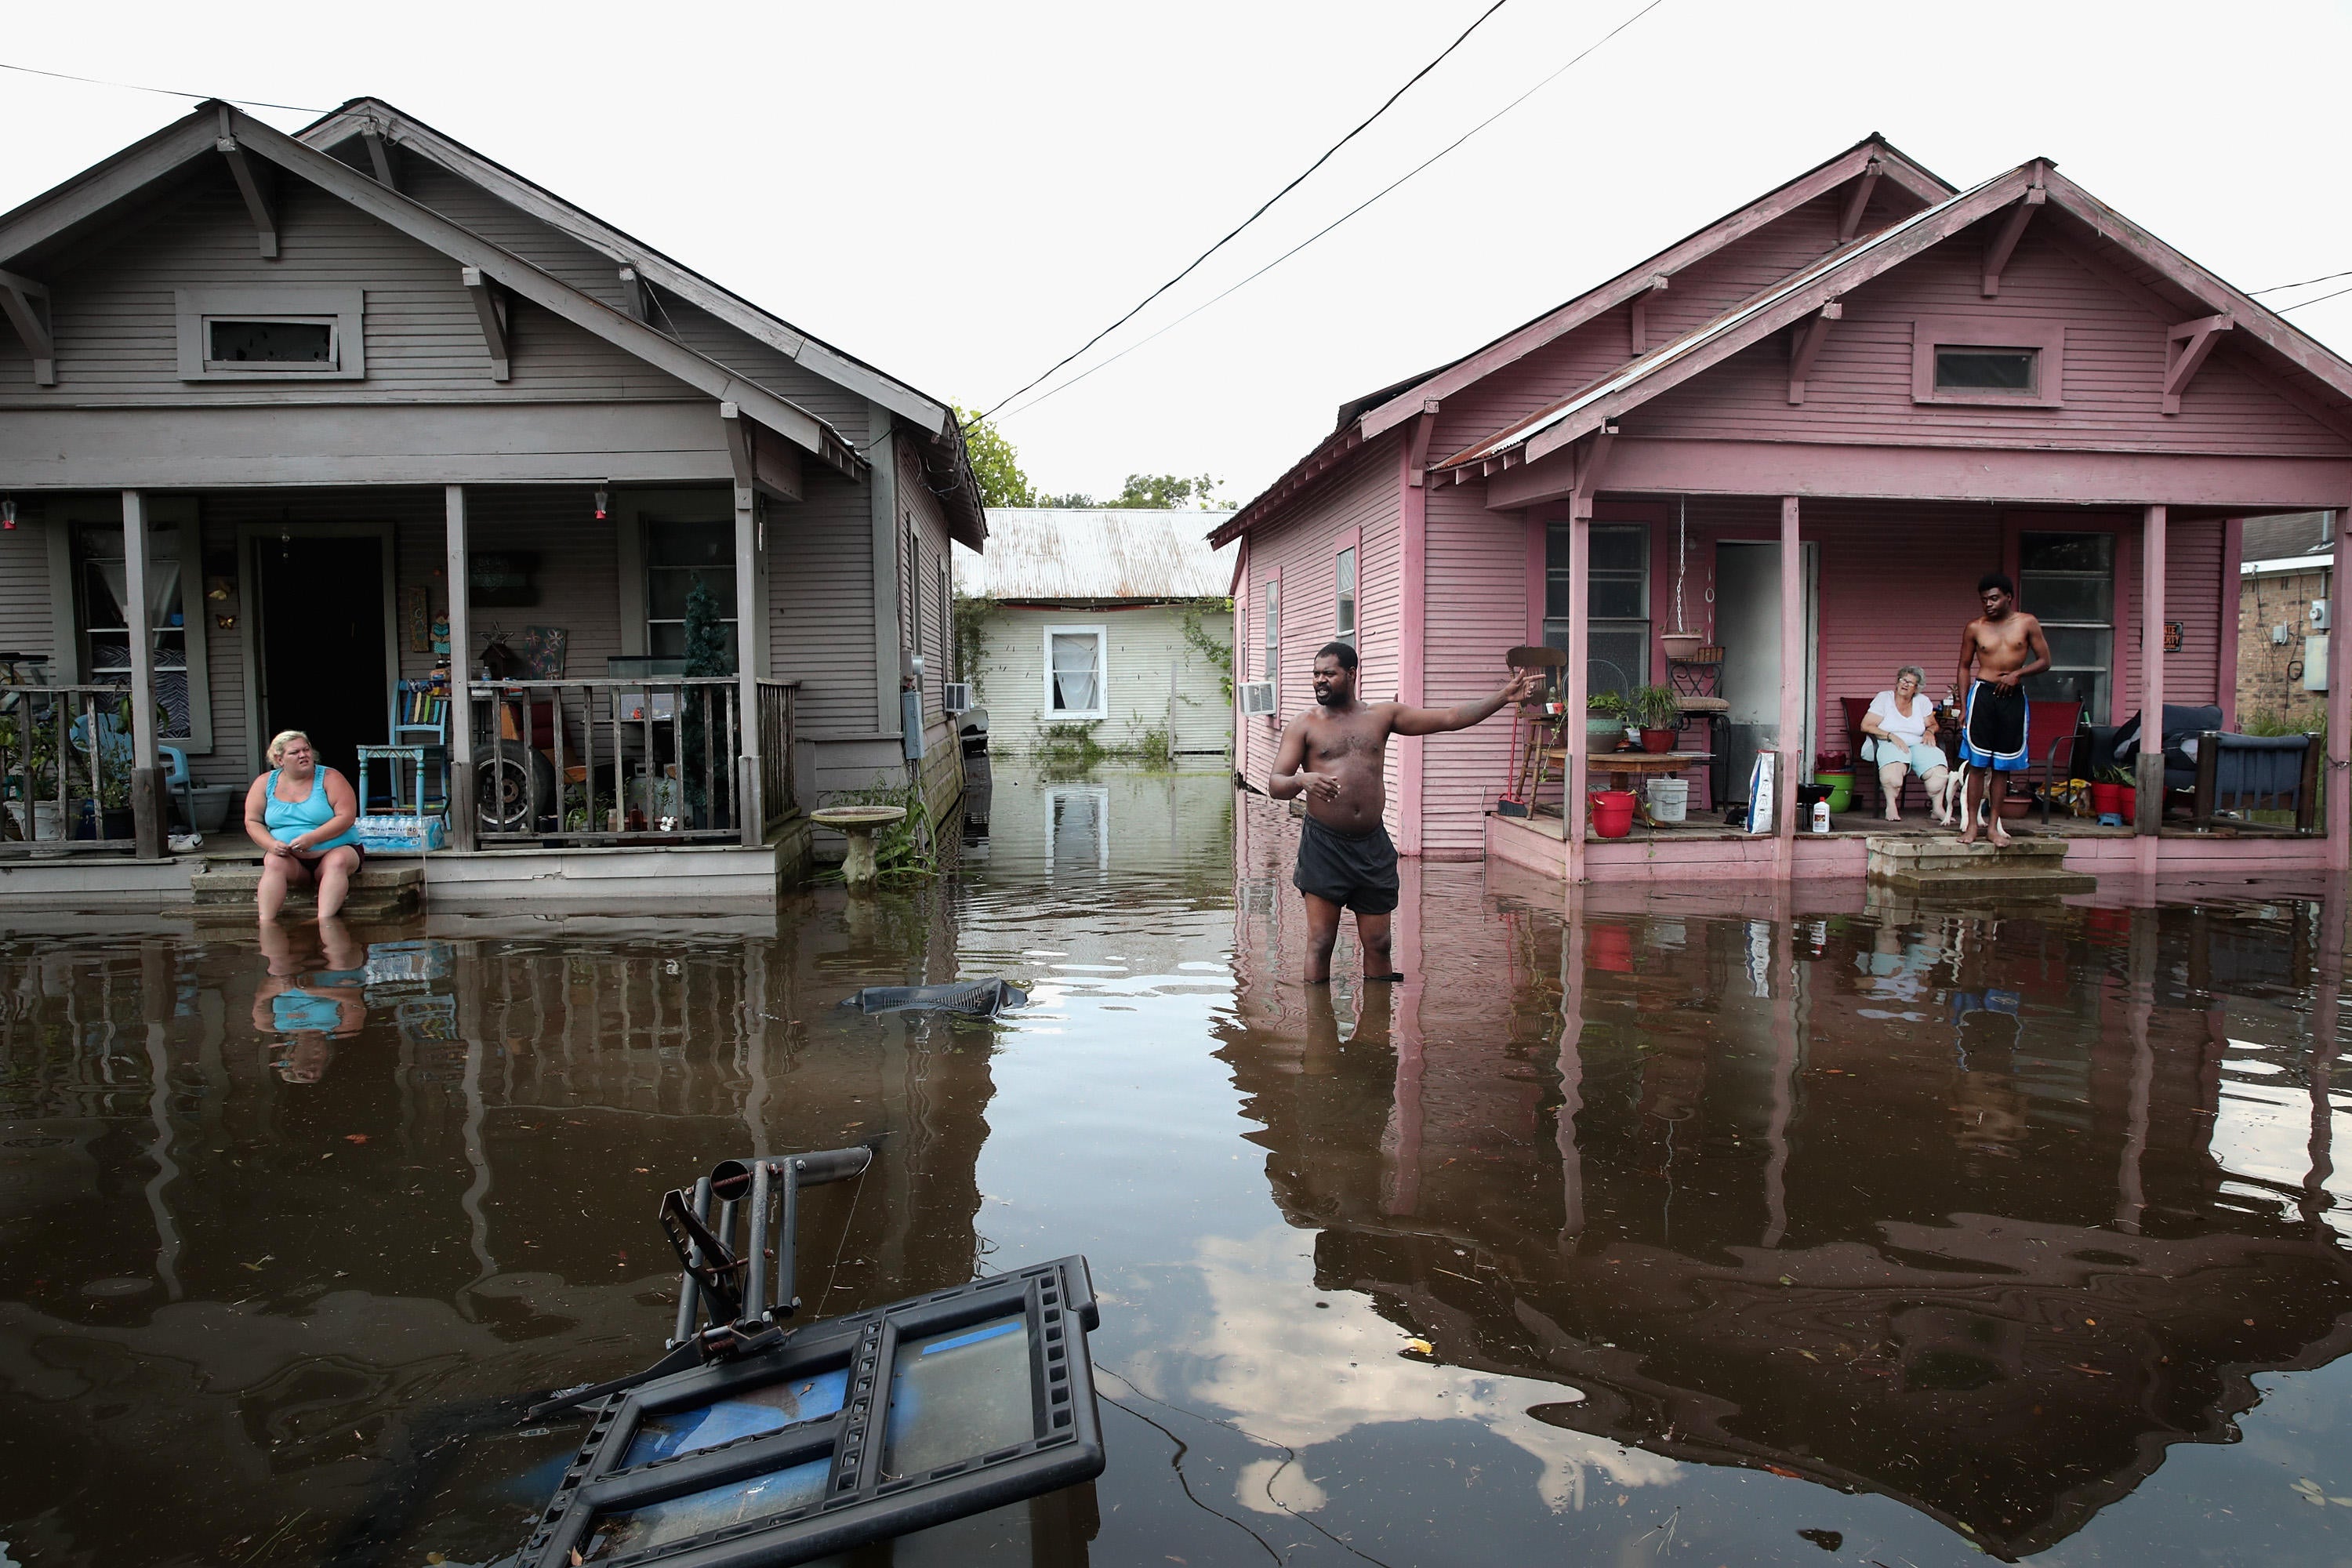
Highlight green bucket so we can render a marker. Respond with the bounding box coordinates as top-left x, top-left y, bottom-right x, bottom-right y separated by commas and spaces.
1813, 771, 1853, 814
